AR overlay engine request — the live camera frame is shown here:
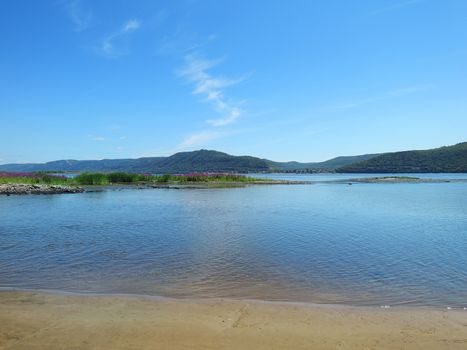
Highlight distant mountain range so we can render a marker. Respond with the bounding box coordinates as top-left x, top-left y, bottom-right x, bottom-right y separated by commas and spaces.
338, 142, 467, 173
1, 142, 466, 173
266, 154, 379, 171
0, 150, 379, 173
